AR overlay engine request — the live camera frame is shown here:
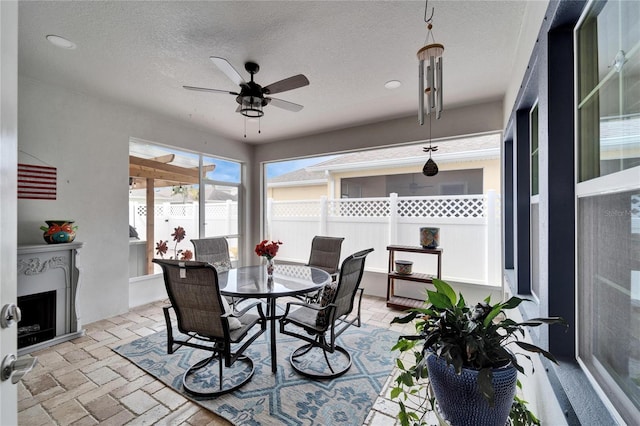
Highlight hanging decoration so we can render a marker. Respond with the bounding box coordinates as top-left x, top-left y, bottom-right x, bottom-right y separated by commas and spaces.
422, 143, 439, 176
417, 0, 444, 124
418, 0, 442, 176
